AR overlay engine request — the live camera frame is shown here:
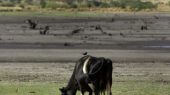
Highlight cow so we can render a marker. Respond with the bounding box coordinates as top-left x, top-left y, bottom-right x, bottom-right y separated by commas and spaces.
59, 55, 113, 95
